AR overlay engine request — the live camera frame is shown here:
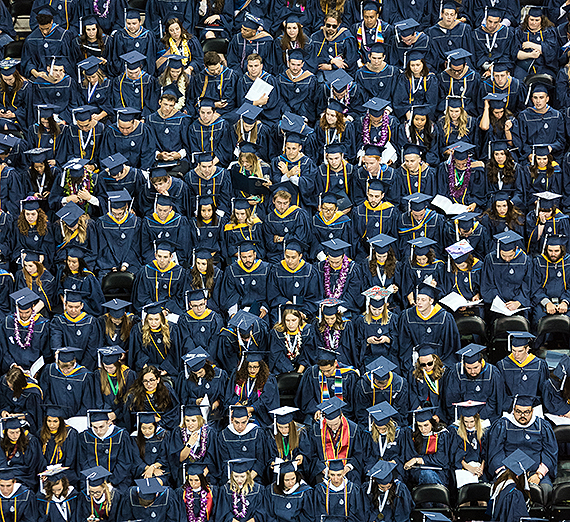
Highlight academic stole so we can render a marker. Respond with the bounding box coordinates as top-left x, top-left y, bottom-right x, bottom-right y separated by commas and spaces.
424, 433, 438, 454
322, 415, 350, 460
320, 369, 343, 401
